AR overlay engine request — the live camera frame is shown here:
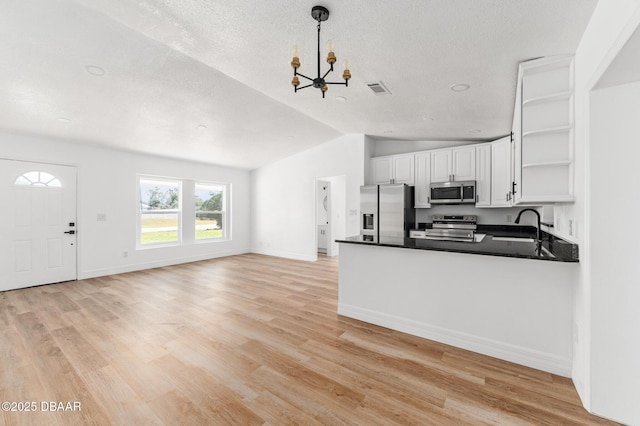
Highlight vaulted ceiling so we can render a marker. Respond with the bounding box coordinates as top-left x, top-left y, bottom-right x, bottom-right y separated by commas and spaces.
0, 0, 597, 169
